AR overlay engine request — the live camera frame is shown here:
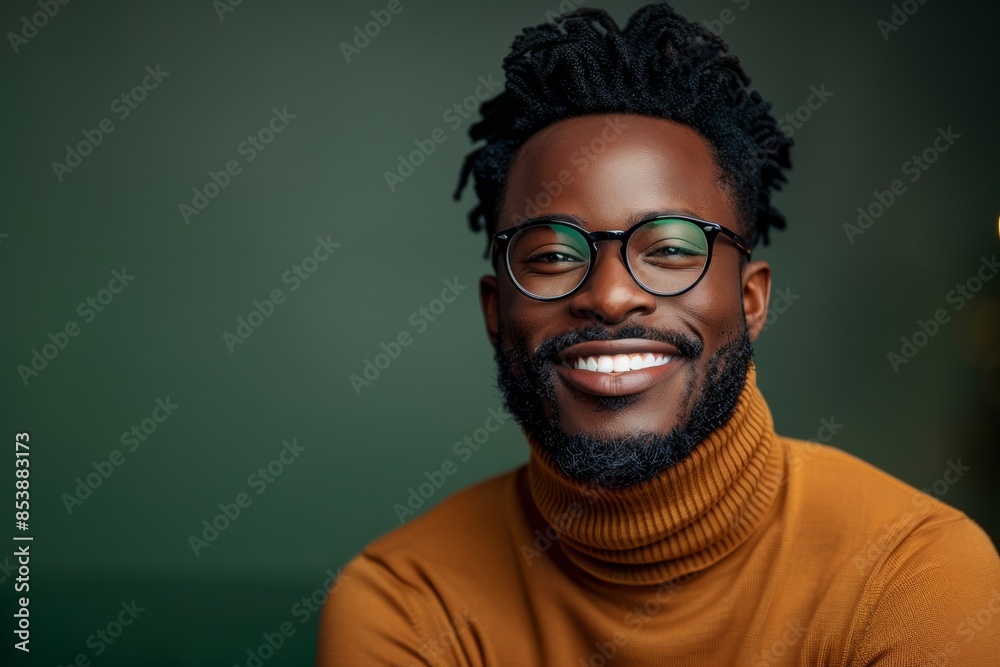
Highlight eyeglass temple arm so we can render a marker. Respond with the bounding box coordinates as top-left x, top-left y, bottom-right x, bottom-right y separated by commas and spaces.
718, 226, 752, 256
